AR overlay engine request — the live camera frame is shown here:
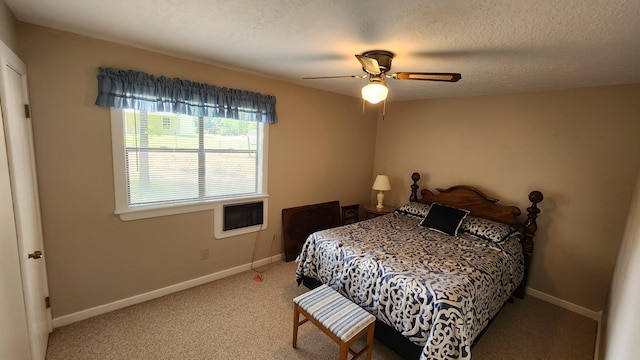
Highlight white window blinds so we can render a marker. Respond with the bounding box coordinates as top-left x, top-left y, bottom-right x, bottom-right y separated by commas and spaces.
115, 109, 264, 211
